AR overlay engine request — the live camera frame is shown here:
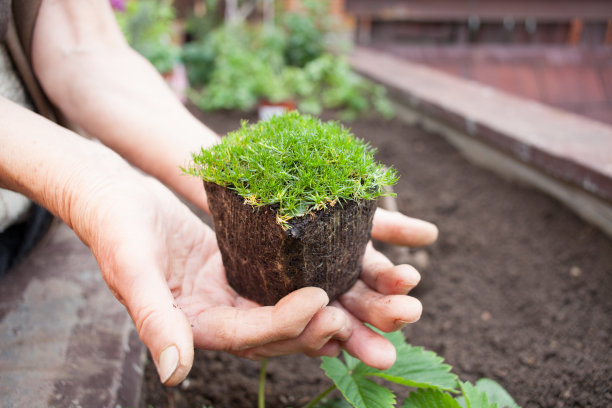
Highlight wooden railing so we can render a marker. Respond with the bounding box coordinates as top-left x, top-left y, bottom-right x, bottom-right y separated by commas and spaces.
345, 0, 612, 45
